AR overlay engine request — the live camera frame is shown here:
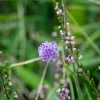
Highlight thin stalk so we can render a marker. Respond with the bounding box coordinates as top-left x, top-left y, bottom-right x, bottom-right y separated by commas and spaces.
82, 70, 100, 98
61, 48, 66, 86
0, 52, 9, 100
67, 73, 75, 100
62, 0, 83, 99
84, 84, 93, 100
61, 0, 100, 98
72, 63, 84, 100
75, 60, 100, 98
10, 58, 40, 68
0, 69, 9, 100
17, 0, 26, 60
61, 48, 75, 100
45, 86, 59, 100
57, 57, 74, 74
35, 63, 49, 100
62, 0, 67, 29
